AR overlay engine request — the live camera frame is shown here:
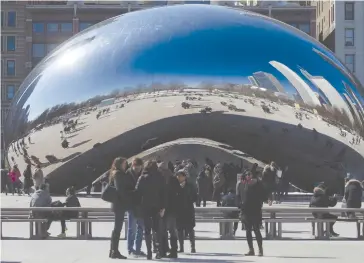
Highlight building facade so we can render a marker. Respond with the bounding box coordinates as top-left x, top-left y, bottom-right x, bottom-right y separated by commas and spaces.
334, 1, 364, 87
